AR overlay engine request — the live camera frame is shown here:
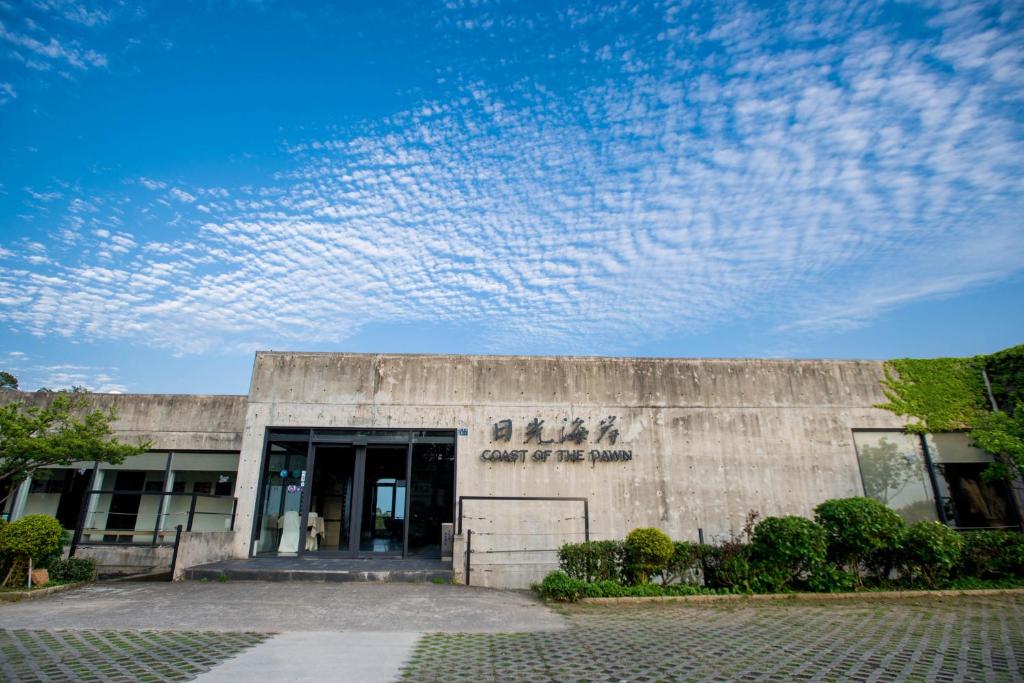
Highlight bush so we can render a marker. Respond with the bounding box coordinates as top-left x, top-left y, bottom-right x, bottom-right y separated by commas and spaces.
536, 571, 589, 602
558, 540, 625, 583
47, 557, 97, 584
698, 541, 752, 592
749, 516, 827, 592
660, 541, 702, 586
624, 528, 674, 584
807, 564, 857, 593
814, 497, 905, 584
0, 514, 65, 586
901, 521, 964, 588
535, 571, 722, 602
959, 530, 1024, 579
